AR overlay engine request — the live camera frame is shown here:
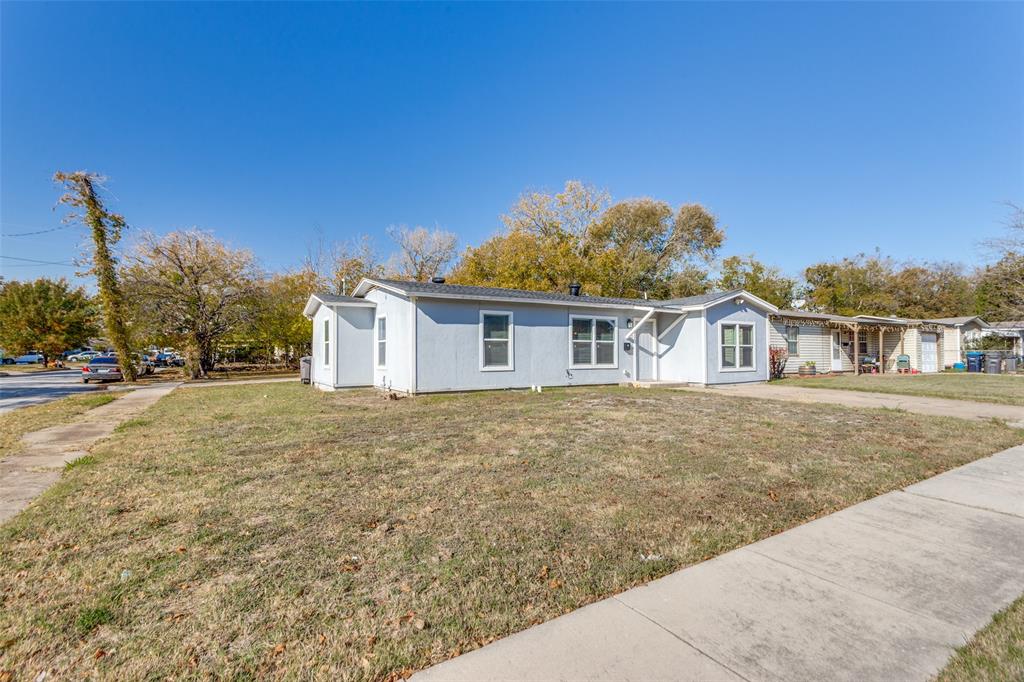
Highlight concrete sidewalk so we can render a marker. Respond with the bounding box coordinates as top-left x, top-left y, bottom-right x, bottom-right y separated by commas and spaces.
682, 383, 1024, 429
178, 376, 297, 389
414, 445, 1024, 681
0, 383, 178, 523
